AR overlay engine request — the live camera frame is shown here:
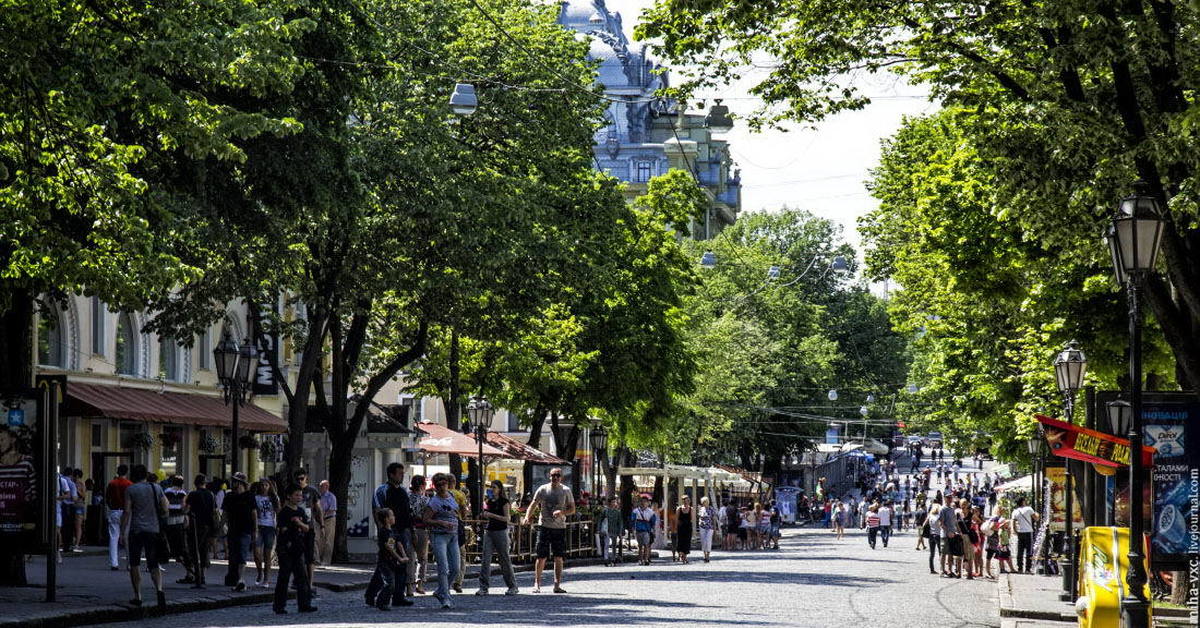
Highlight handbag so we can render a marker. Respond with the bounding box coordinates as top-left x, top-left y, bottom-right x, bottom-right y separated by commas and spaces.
920, 520, 931, 538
